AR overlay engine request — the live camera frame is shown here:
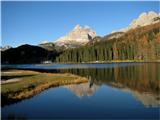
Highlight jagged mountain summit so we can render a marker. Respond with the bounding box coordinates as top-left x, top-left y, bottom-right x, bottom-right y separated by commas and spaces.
55, 24, 96, 48
114, 11, 160, 33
